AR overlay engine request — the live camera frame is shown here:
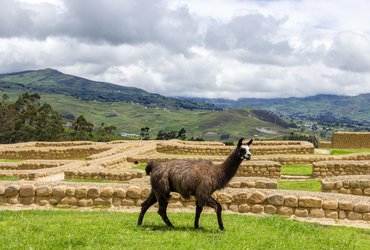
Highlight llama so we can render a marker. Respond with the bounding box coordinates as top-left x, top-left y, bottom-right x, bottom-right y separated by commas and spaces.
137, 138, 253, 230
